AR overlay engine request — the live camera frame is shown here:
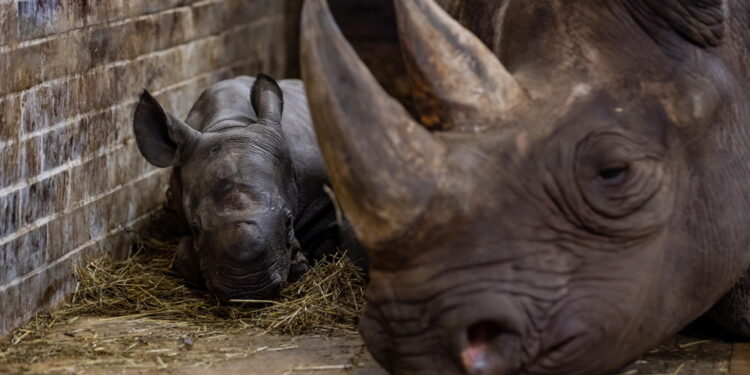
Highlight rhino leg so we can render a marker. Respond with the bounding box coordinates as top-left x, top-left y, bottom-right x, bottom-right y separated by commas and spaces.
706, 270, 750, 337
172, 236, 206, 289
288, 239, 310, 282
